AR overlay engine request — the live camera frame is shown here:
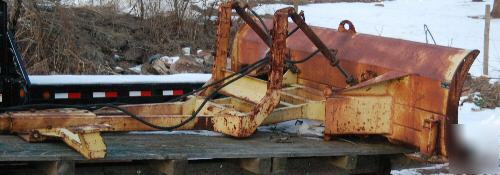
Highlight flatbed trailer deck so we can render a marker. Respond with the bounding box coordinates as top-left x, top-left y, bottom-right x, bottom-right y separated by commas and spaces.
25, 74, 210, 105
0, 132, 414, 175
